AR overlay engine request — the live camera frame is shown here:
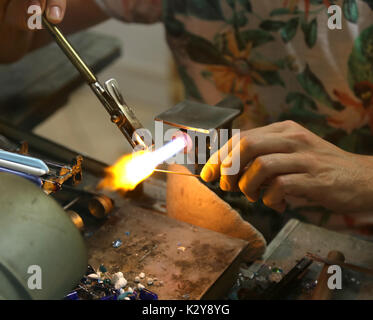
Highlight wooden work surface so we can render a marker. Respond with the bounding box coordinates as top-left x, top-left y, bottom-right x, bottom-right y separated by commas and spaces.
85, 198, 249, 300
246, 219, 373, 299
0, 31, 121, 130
